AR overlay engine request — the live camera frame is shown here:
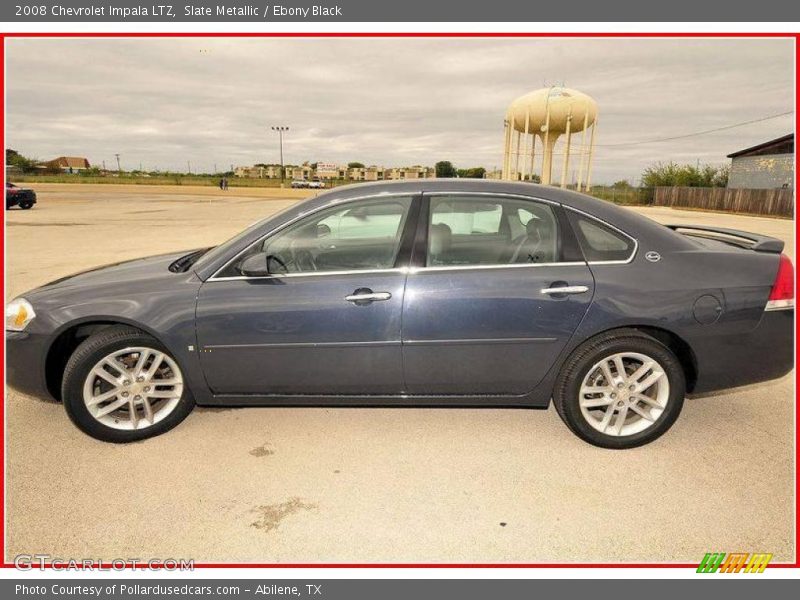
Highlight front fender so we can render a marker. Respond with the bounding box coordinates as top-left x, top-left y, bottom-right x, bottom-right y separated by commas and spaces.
17, 273, 211, 404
